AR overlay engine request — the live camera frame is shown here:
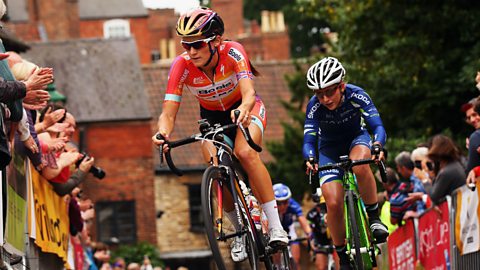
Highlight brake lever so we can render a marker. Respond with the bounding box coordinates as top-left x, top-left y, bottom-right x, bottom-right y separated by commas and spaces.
156, 133, 166, 165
